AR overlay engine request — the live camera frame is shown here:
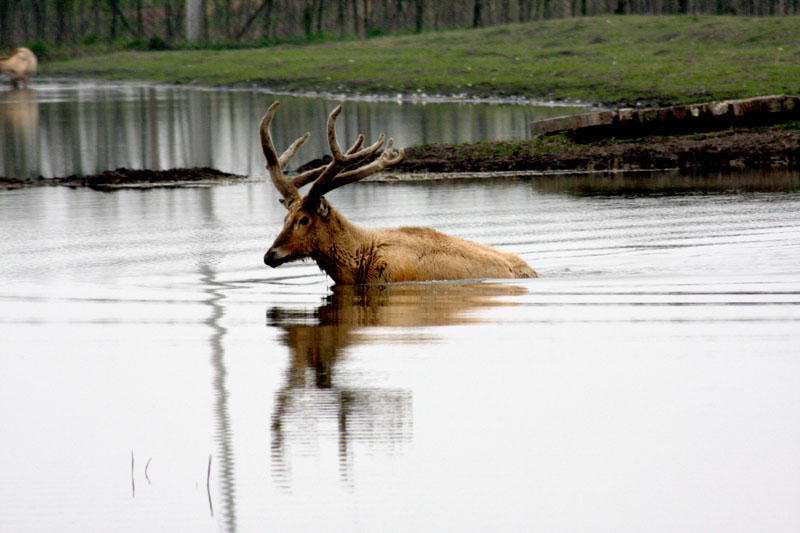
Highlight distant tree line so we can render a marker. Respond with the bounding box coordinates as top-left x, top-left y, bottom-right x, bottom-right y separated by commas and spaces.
3, 0, 800, 51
